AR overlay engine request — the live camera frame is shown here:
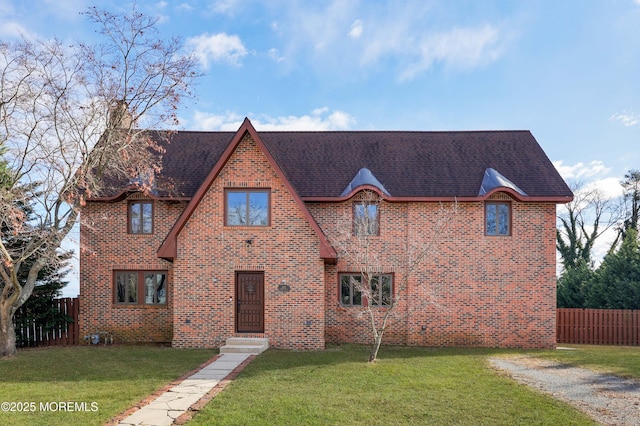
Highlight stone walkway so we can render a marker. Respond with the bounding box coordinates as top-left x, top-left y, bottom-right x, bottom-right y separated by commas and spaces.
113, 353, 253, 426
